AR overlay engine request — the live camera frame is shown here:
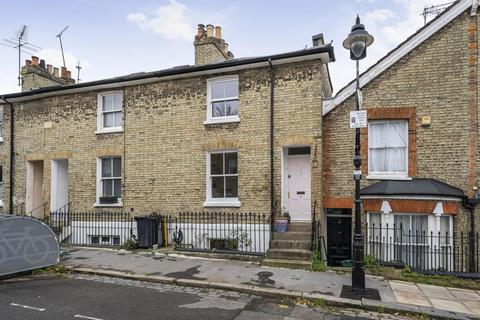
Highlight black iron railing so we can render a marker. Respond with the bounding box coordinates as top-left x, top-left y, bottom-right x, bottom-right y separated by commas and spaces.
365, 223, 479, 276
46, 211, 134, 247
164, 212, 271, 256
